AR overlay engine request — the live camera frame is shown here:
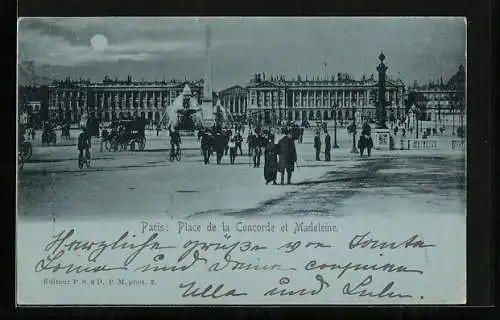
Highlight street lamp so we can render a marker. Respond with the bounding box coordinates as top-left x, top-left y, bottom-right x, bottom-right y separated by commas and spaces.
332, 103, 339, 148
437, 103, 441, 128
410, 104, 419, 139
350, 104, 358, 154
452, 105, 455, 135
